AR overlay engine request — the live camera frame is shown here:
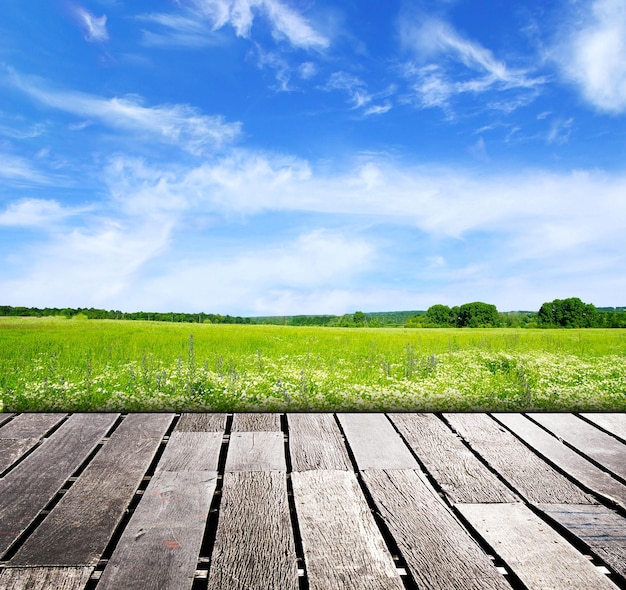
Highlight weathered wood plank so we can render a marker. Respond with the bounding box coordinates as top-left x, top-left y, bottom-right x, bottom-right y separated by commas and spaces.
8, 414, 173, 567
337, 414, 418, 470
157, 432, 223, 472
0, 413, 118, 558
538, 503, 626, 579
175, 413, 226, 432
529, 413, 626, 480
0, 566, 92, 590
457, 503, 619, 590
292, 470, 403, 590
362, 469, 509, 589
225, 431, 285, 472
0, 414, 15, 428
232, 413, 282, 432
207, 471, 298, 590
97, 470, 217, 590
390, 413, 517, 503
495, 413, 626, 509
445, 413, 595, 504
580, 413, 626, 441
0, 414, 66, 473
287, 413, 351, 471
